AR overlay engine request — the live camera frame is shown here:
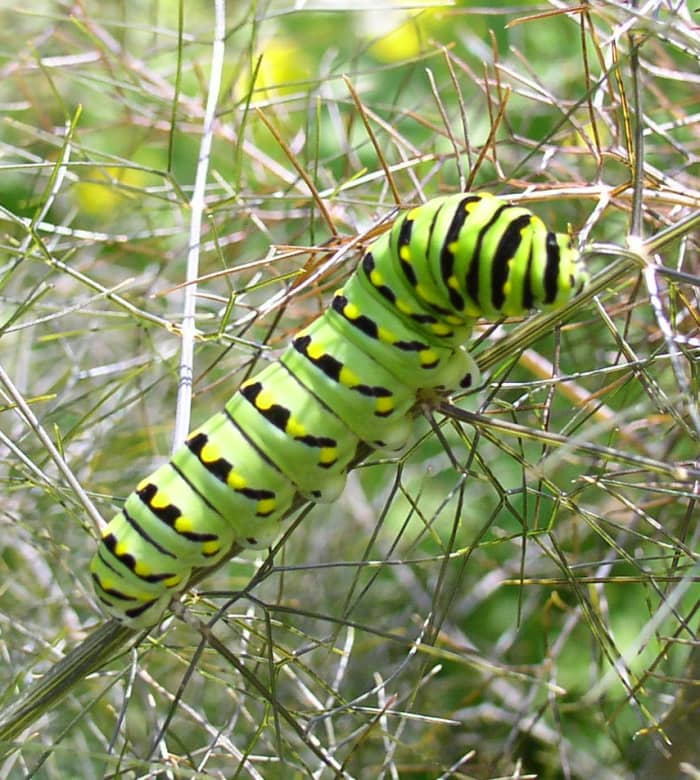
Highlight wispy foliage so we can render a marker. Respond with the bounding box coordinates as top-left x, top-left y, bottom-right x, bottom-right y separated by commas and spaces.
0, 2, 698, 778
